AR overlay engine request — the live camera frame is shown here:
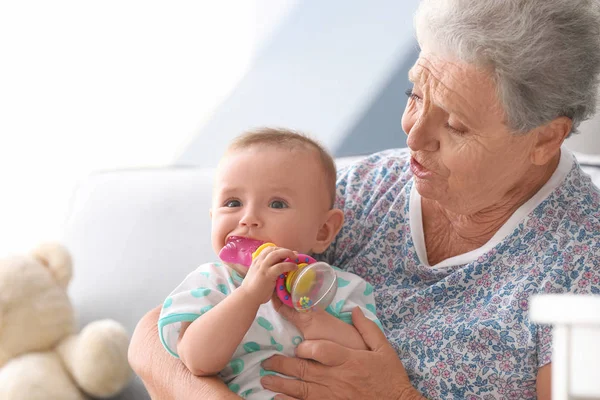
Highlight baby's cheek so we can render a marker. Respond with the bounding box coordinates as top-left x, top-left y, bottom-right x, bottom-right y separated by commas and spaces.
210, 231, 223, 255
